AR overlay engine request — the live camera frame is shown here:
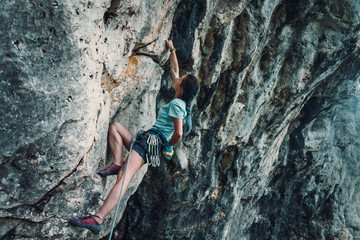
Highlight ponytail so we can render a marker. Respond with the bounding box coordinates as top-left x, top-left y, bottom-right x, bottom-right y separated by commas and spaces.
184, 104, 192, 136
180, 74, 200, 136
